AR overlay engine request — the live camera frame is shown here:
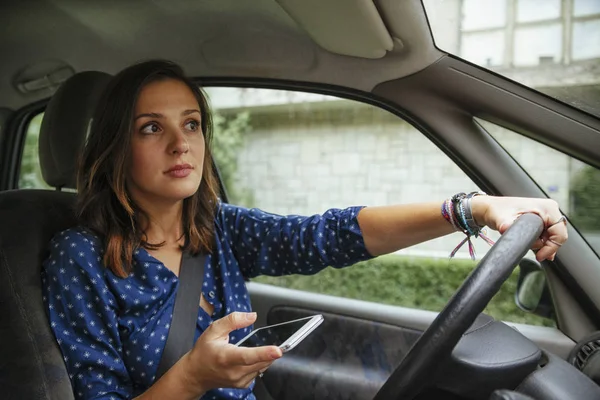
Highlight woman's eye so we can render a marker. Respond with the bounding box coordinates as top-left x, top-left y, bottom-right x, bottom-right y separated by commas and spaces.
141, 123, 160, 135
185, 120, 200, 131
